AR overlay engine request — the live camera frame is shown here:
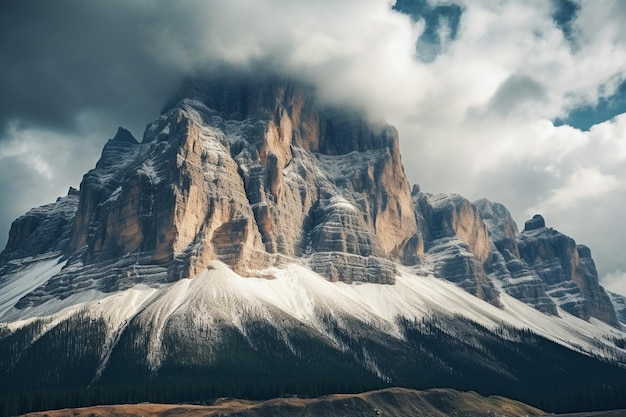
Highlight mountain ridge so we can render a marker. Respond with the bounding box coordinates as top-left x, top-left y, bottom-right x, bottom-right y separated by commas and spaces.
1, 76, 625, 416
